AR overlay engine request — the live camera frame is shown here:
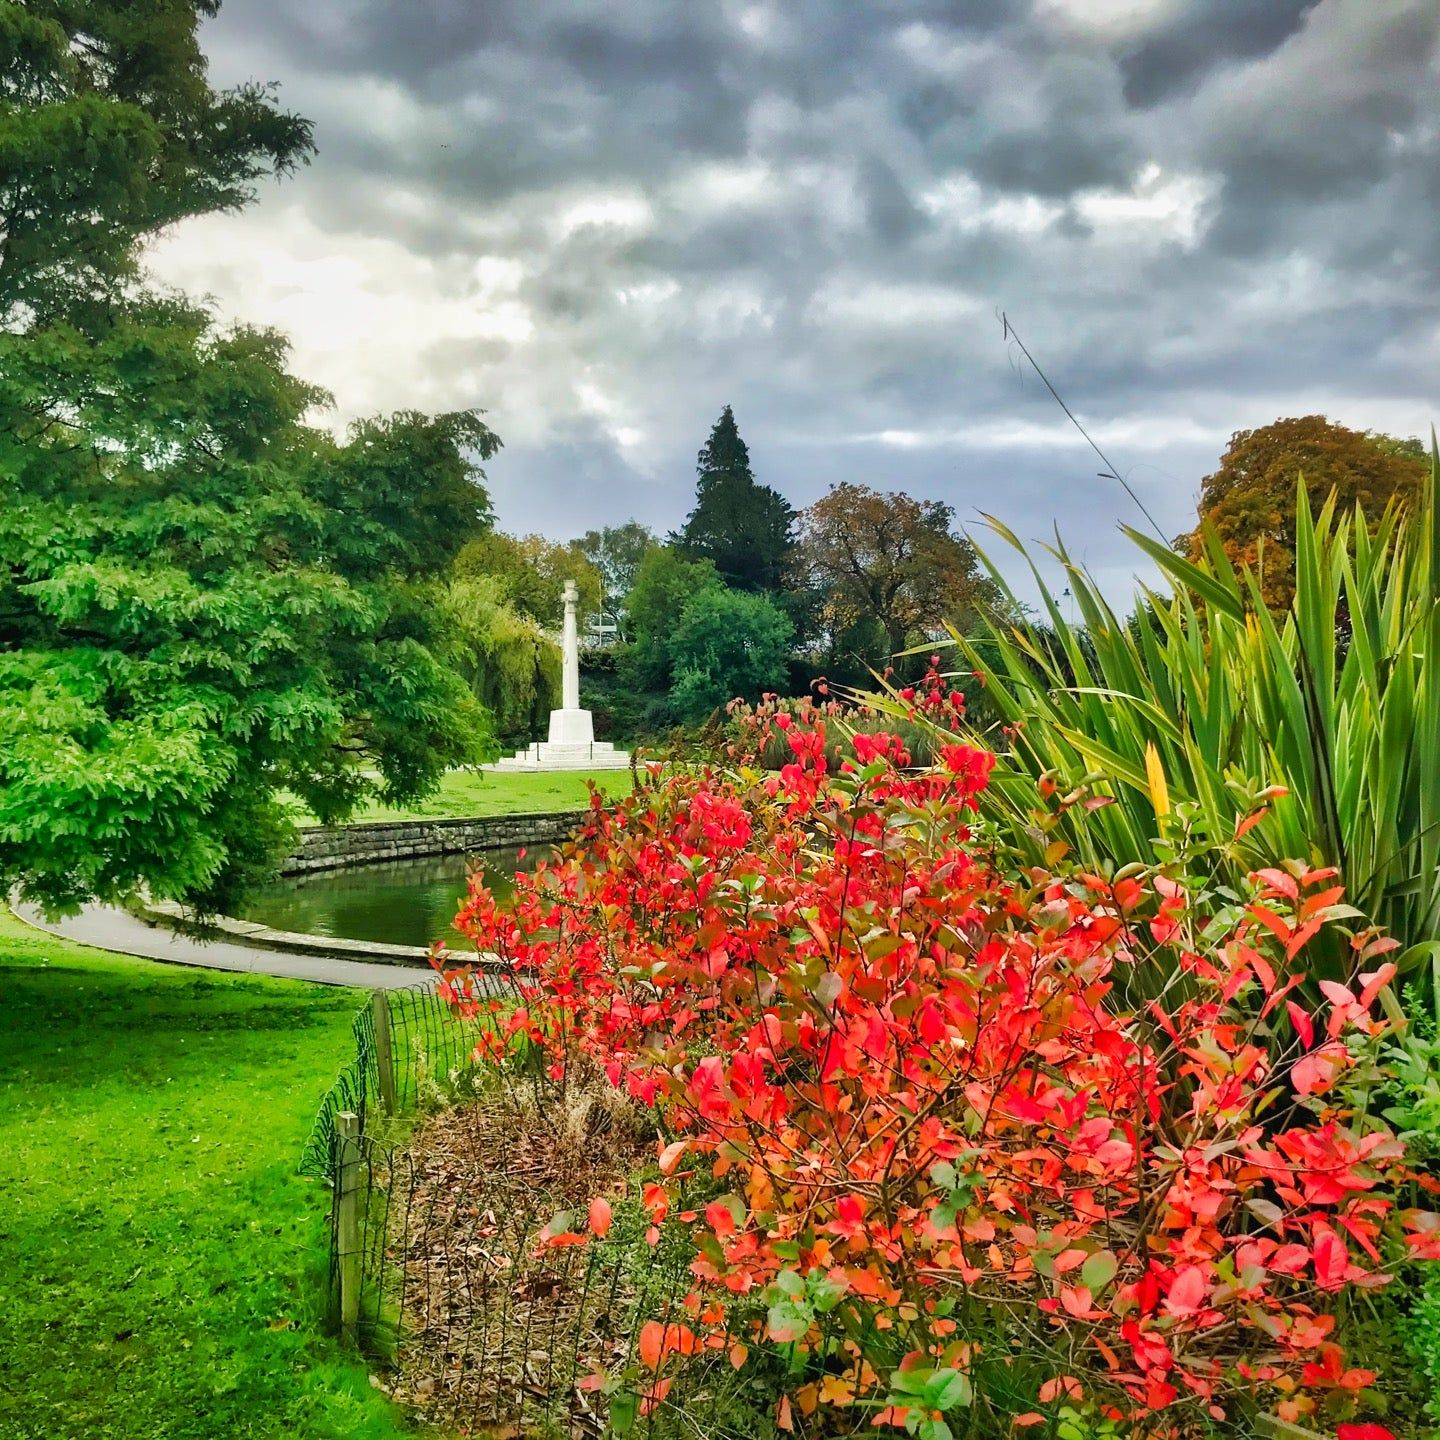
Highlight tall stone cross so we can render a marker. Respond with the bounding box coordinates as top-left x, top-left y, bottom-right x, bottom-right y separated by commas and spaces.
561, 578, 580, 712
547, 578, 593, 745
